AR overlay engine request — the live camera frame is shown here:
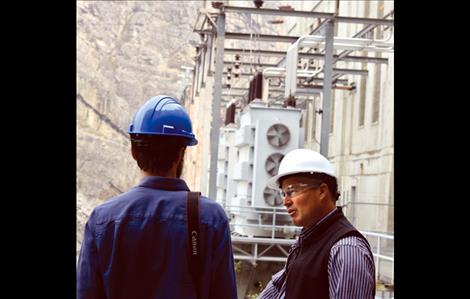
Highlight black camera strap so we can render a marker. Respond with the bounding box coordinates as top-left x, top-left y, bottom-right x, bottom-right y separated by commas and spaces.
186, 191, 201, 299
